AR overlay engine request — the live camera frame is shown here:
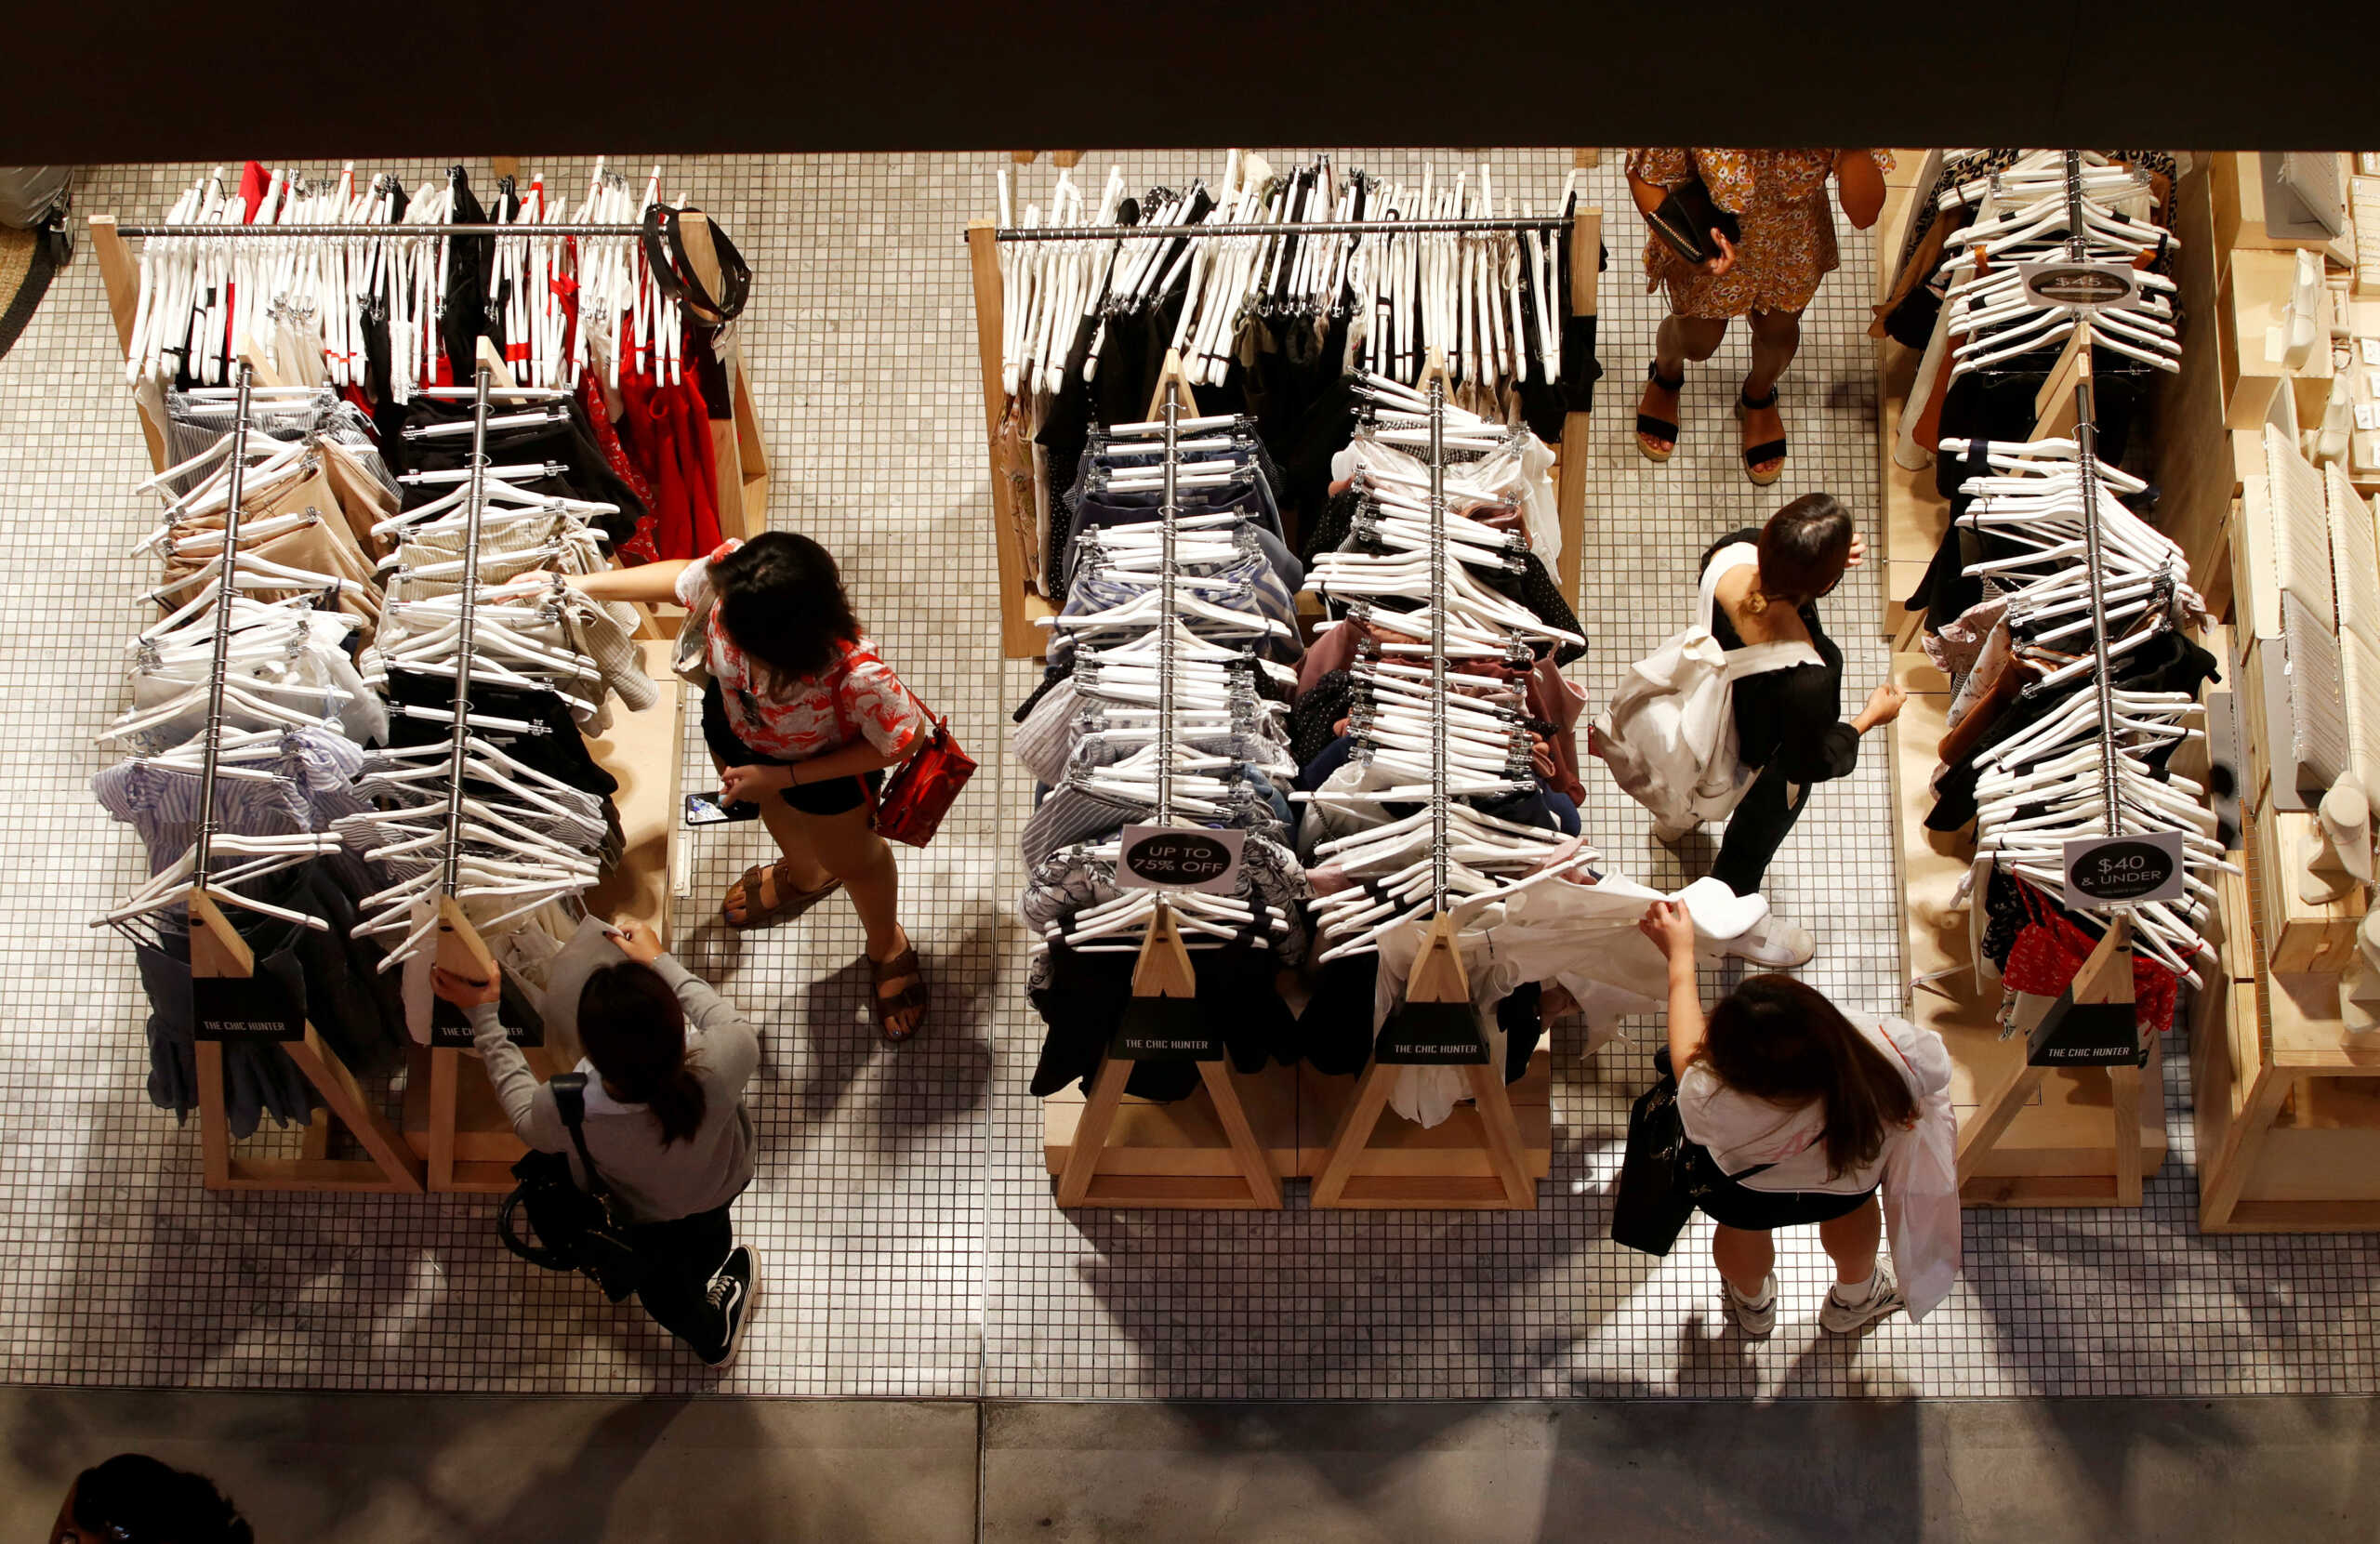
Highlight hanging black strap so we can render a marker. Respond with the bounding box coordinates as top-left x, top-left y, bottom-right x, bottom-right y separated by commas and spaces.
549, 1073, 615, 1201
642, 204, 751, 324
